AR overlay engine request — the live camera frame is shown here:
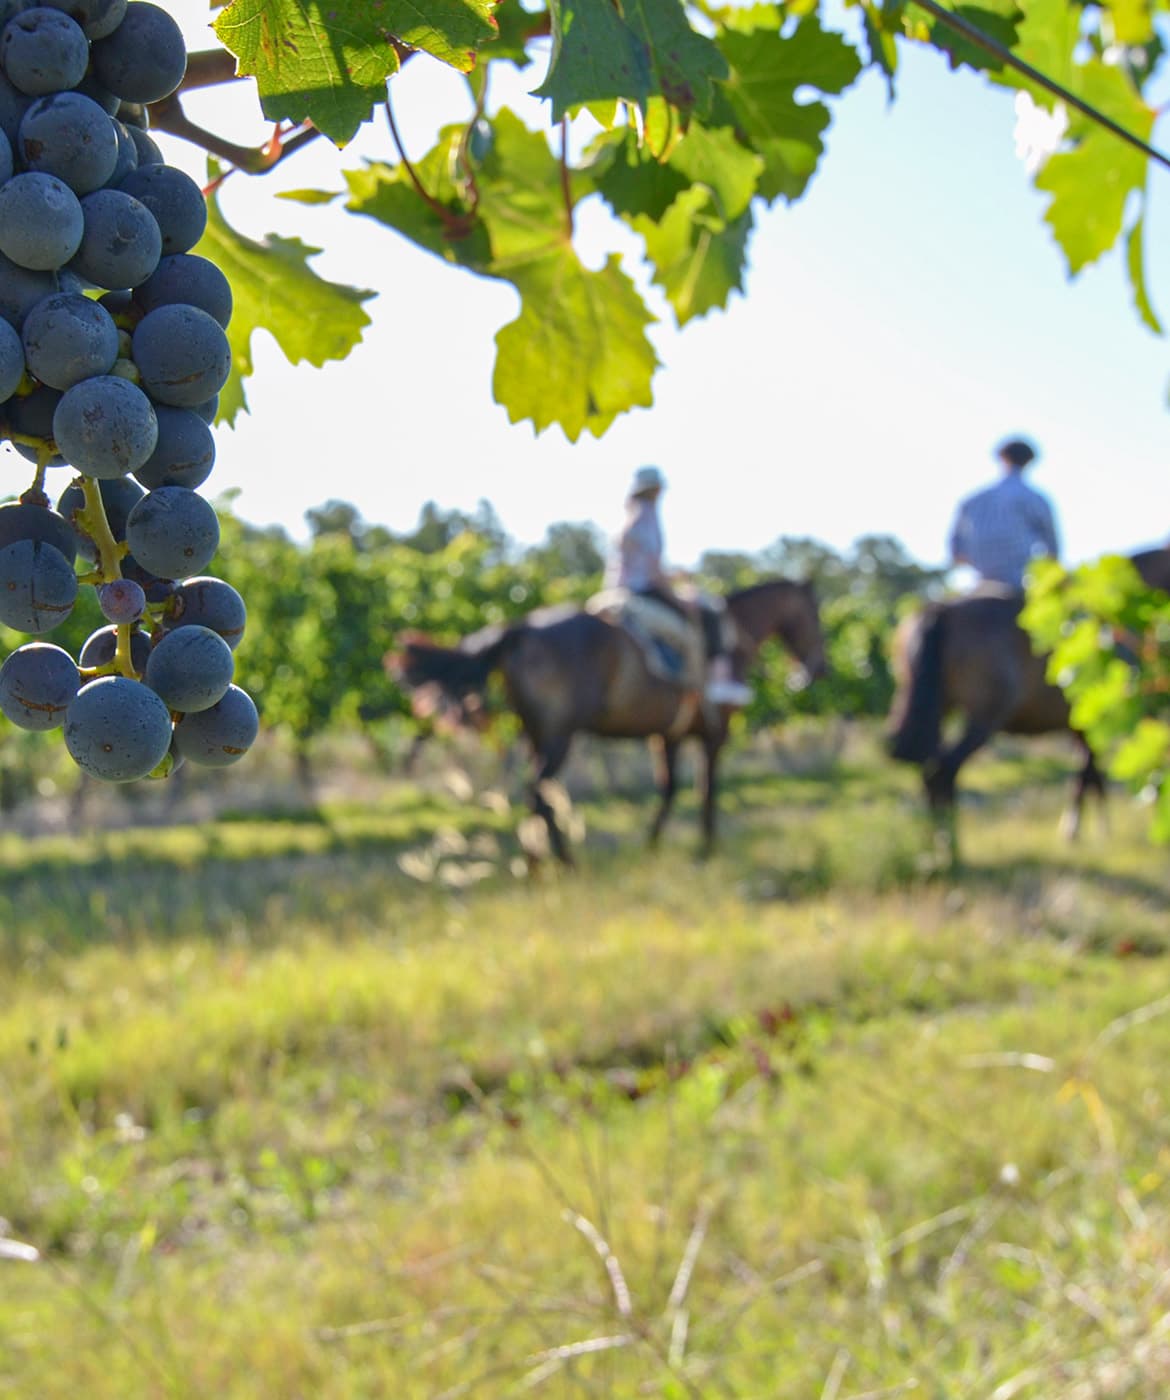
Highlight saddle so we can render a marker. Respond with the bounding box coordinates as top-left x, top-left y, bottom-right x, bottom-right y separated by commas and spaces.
586, 587, 711, 689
